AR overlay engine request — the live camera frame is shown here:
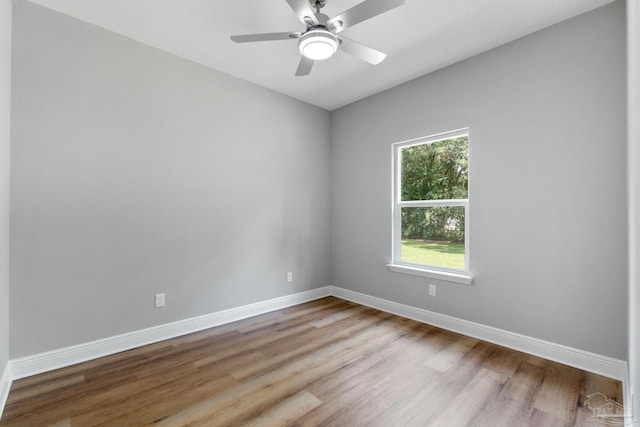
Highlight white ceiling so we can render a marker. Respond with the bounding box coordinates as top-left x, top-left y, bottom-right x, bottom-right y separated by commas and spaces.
26, 0, 614, 111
